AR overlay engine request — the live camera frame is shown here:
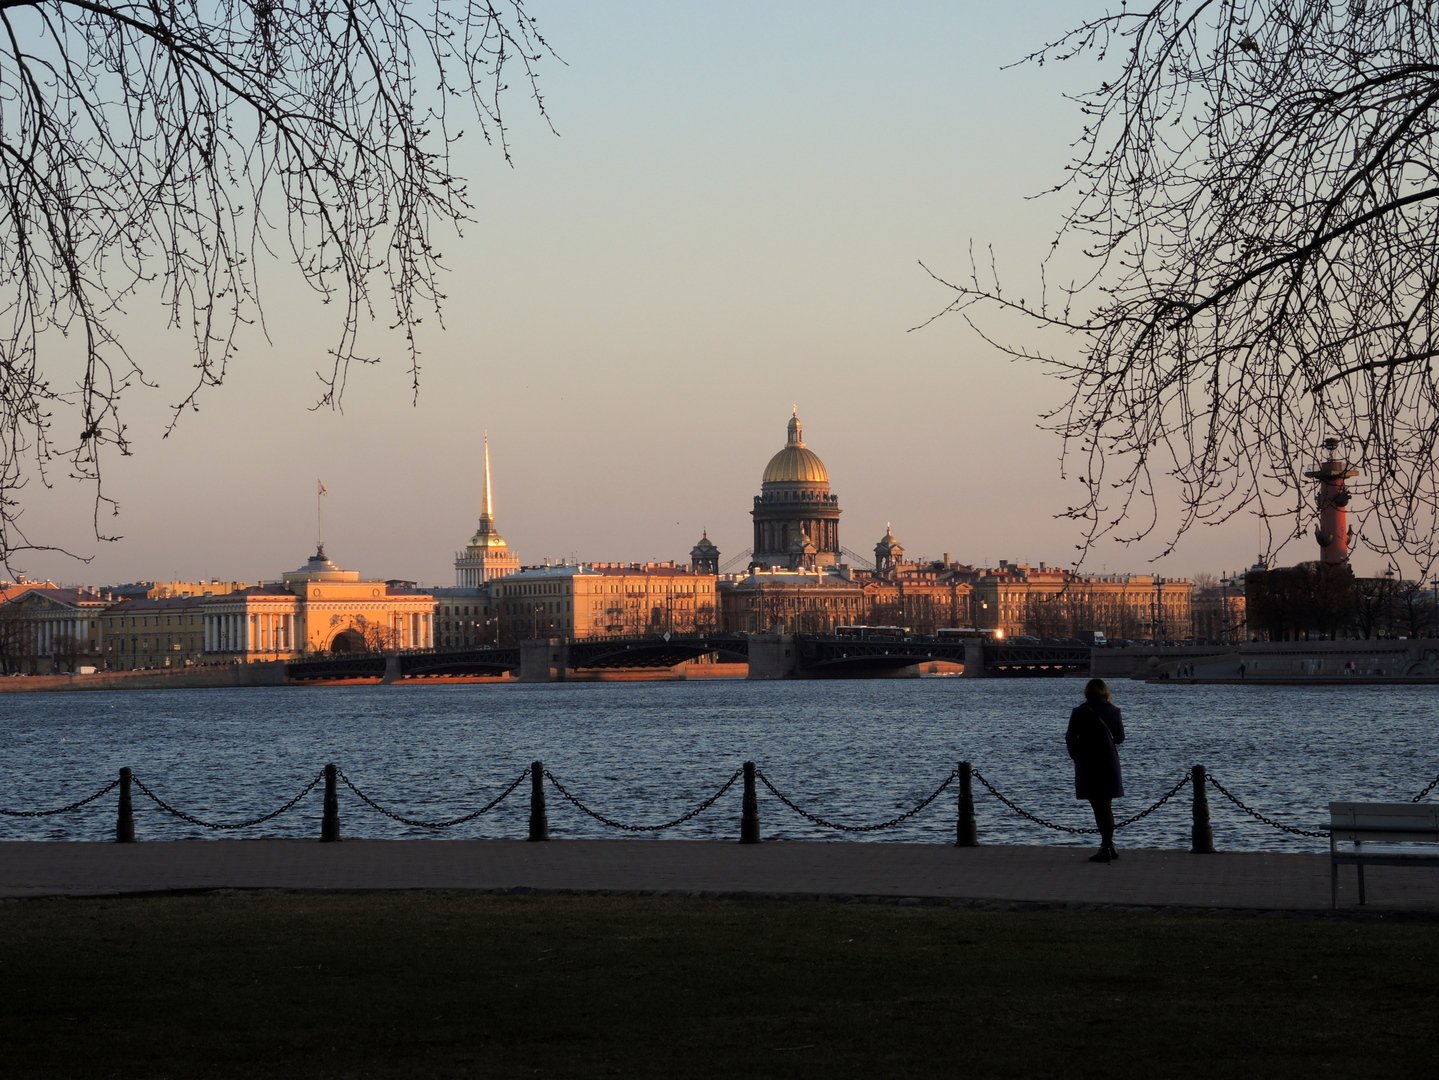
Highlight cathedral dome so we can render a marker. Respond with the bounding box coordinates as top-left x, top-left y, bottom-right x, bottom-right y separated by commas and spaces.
762, 411, 829, 485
